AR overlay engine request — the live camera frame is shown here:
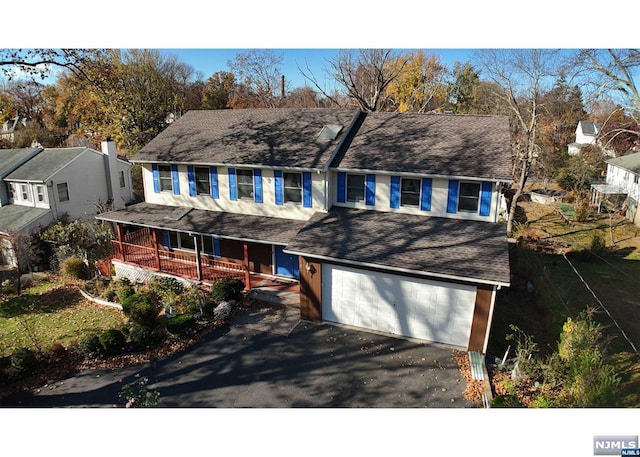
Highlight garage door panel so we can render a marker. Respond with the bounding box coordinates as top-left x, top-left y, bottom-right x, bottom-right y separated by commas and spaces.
322, 264, 477, 348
